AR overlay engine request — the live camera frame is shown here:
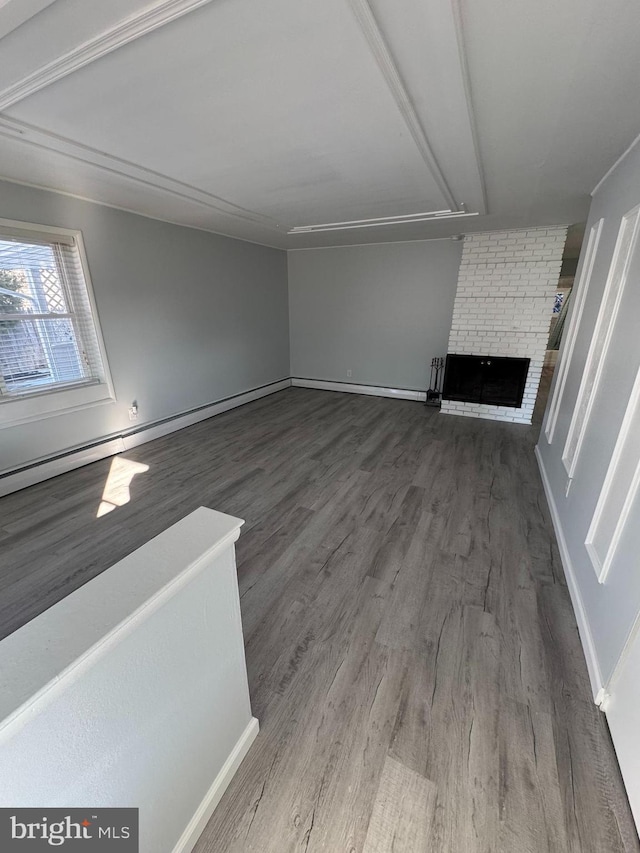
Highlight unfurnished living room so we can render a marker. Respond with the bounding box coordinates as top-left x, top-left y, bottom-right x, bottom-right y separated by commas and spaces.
1, 1, 640, 851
